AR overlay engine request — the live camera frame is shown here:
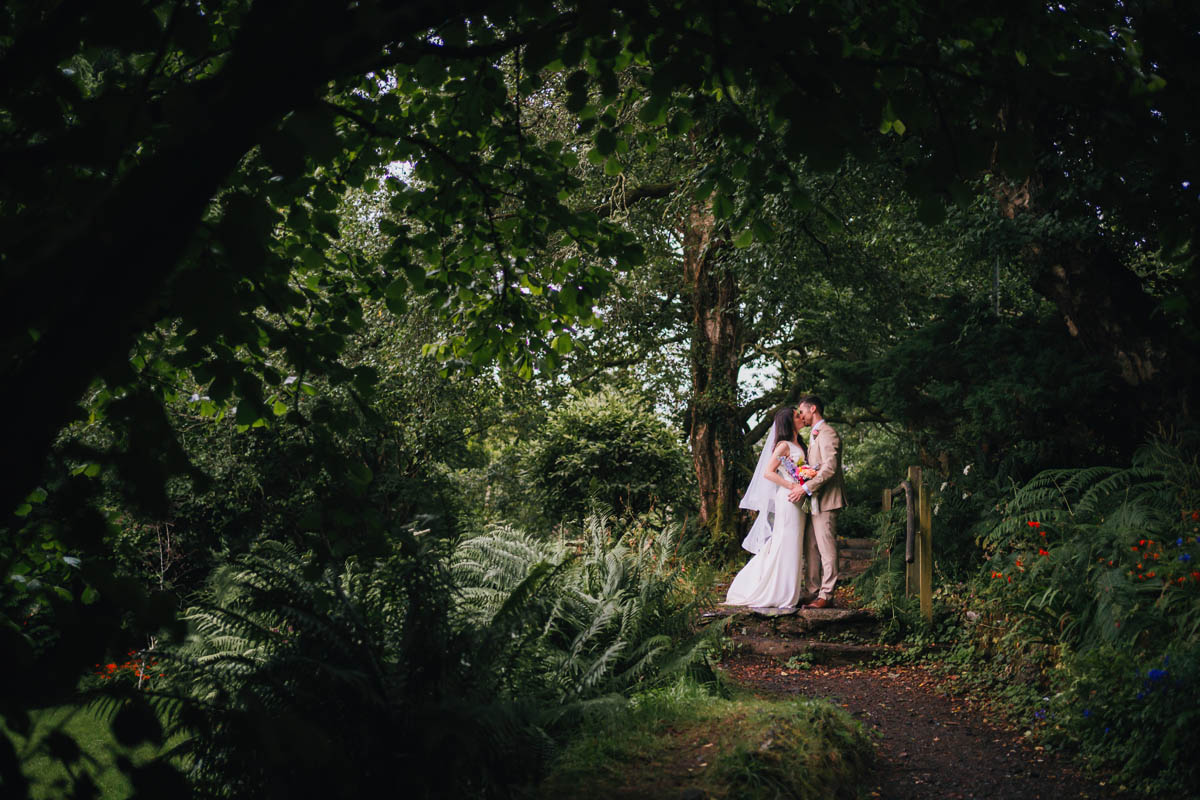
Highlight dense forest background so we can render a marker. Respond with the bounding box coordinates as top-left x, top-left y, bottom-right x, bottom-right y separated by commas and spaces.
2, 0, 1198, 797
